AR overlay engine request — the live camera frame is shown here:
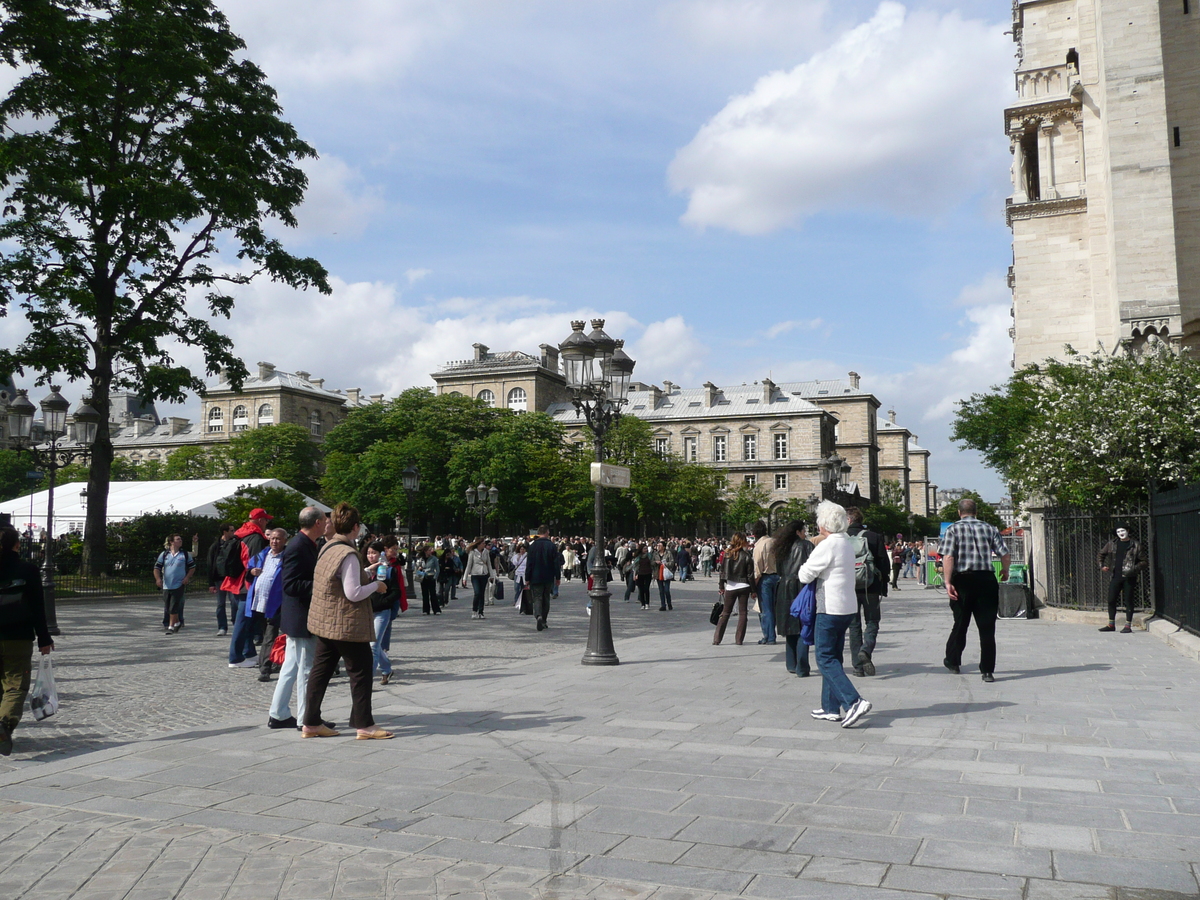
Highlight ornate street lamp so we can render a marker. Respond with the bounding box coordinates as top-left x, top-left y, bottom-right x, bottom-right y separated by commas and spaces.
400, 464, 421, 590
465, 481, 500, 536
559, 318, 635, 666
5, 388, 100, 635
